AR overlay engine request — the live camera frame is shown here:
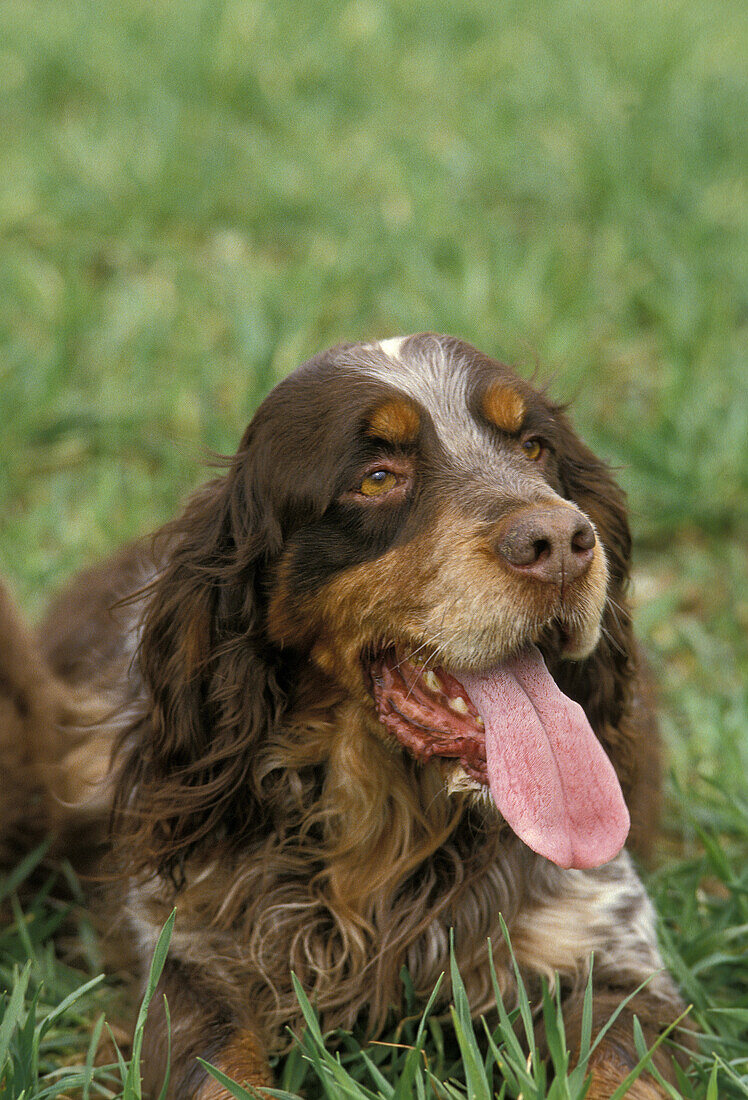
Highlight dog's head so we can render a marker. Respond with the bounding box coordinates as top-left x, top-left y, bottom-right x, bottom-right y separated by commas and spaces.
119, 335, 635, 877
